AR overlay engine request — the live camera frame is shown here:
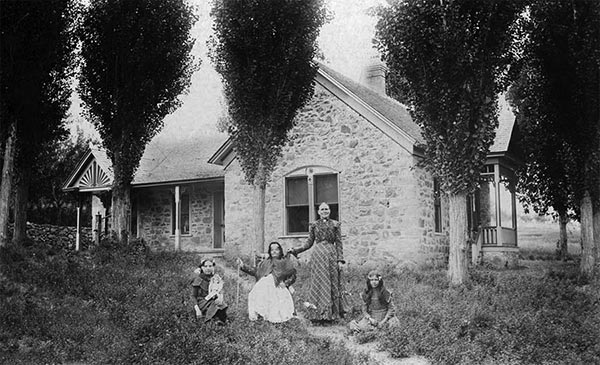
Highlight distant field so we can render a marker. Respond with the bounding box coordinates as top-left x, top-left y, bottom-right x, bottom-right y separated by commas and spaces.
517, 219, 581, 258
